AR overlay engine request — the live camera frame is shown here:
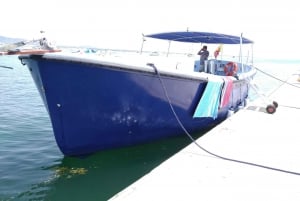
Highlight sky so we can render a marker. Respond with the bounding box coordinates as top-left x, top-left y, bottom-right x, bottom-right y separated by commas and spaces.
1, 0, 299, 59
